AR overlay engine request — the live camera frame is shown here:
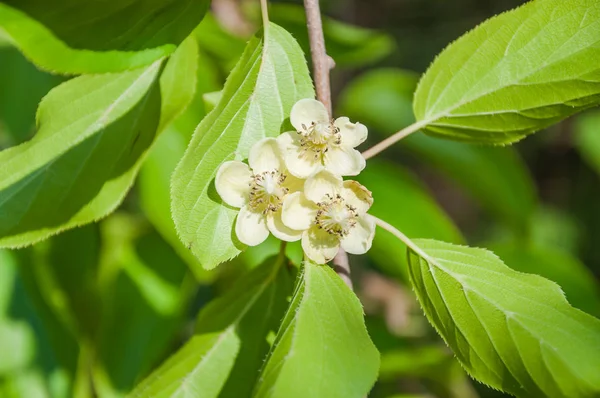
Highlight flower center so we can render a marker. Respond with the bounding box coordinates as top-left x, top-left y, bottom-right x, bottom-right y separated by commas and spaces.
315, 194, 358, 237
249, 170, 289, 214
298, 121, 341, 160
